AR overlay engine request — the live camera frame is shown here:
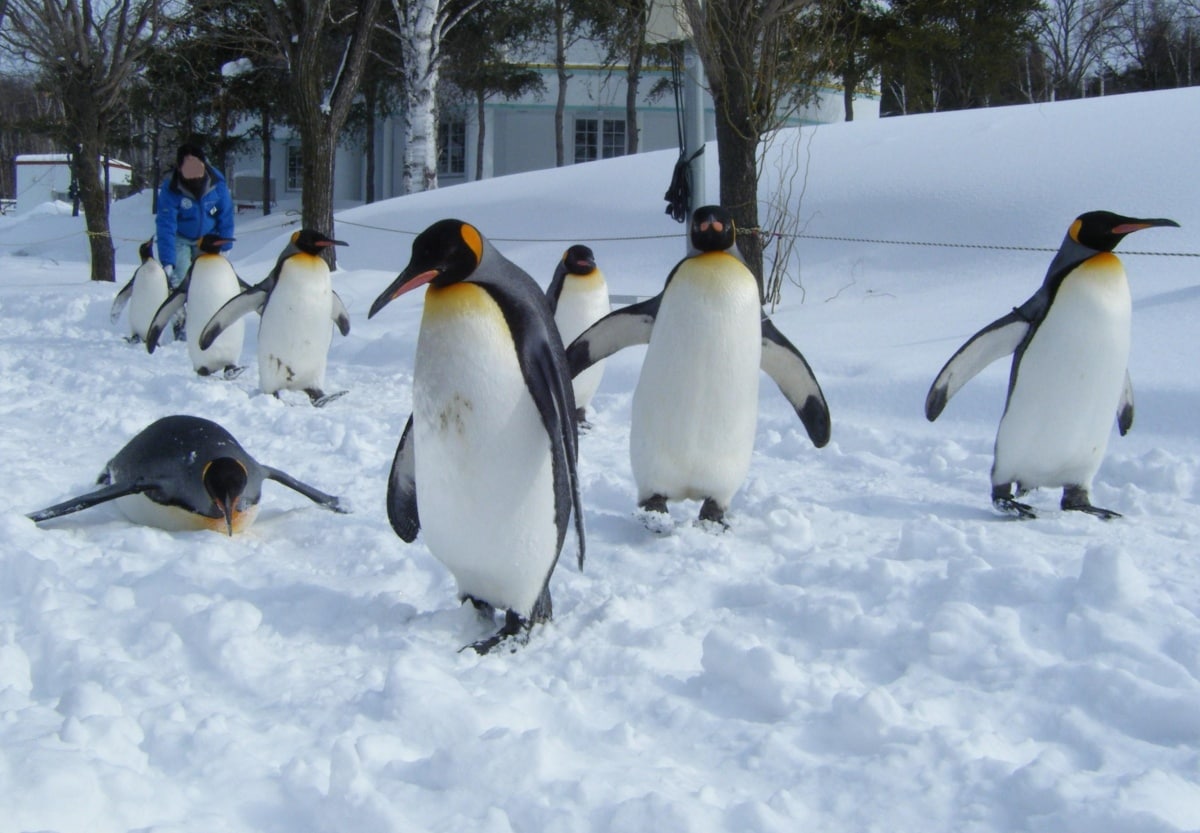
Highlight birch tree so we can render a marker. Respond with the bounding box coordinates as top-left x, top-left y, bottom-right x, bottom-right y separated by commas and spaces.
381, 0, 485, 194
0, 0, 166, 282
